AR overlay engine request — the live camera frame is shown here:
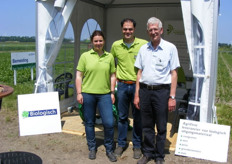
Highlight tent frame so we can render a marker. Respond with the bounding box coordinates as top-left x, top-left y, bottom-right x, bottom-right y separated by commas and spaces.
35, 0, 219, 123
